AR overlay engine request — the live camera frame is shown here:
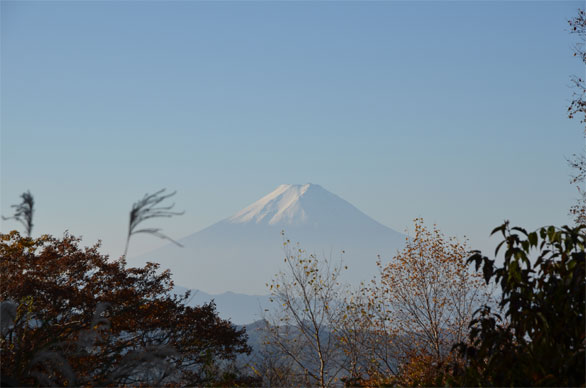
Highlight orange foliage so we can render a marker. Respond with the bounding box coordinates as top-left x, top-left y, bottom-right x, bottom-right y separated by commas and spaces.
355, 219, 490, 385
0, 231, 250, 386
